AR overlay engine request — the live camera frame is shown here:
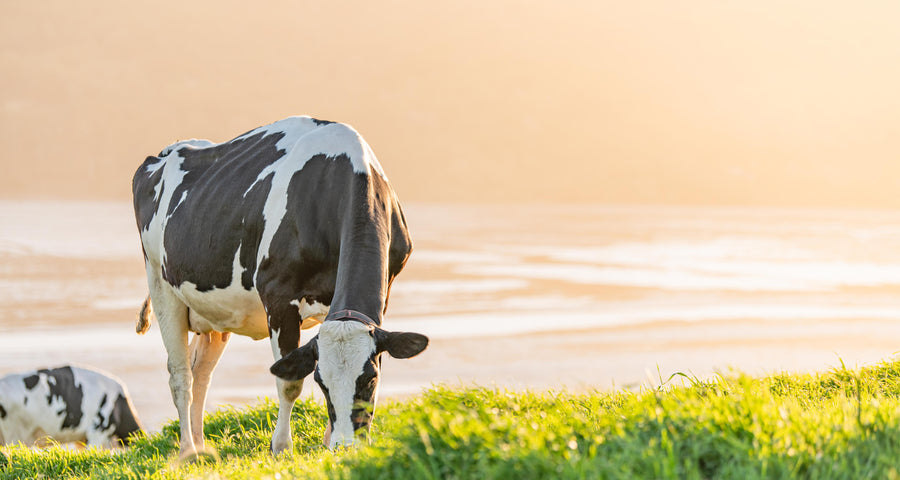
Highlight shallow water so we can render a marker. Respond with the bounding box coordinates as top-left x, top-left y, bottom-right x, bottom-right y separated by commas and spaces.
3, 201, 900, 430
